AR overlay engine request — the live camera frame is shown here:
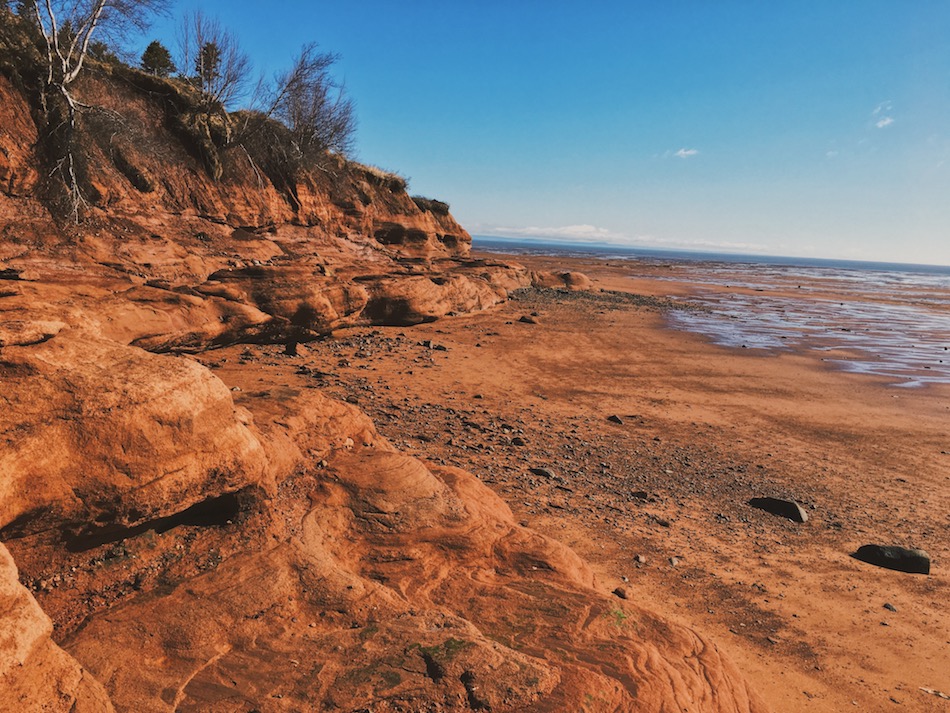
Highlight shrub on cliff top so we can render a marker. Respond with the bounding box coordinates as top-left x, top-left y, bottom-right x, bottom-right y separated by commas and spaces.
357, 163, 409, 192
411, 195, 450, 215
